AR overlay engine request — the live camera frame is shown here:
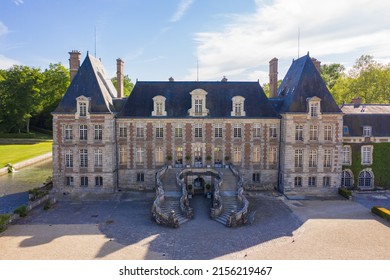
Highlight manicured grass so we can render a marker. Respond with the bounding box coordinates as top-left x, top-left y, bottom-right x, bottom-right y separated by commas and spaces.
0, 131, 51, 139
0, 141, 52, 167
